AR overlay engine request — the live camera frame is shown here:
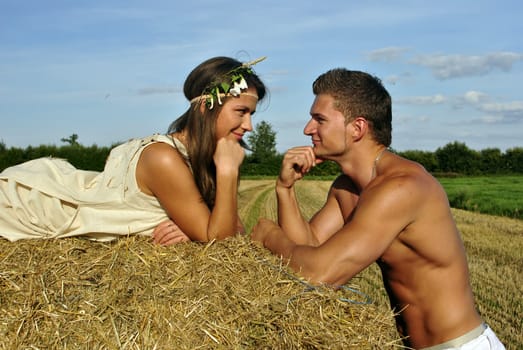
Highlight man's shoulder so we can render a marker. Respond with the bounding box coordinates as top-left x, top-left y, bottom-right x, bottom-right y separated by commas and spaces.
372, 166, 448, 219
380, 158, 438, 188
